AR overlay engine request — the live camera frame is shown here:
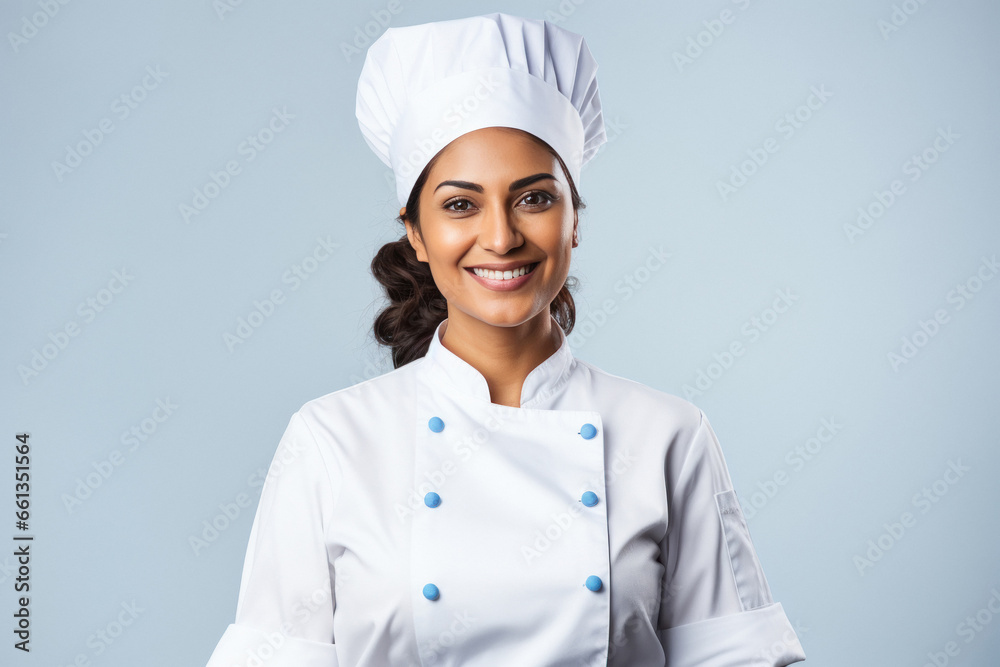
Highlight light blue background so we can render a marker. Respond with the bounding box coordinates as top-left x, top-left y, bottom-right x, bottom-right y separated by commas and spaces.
1, 0, 998, 665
